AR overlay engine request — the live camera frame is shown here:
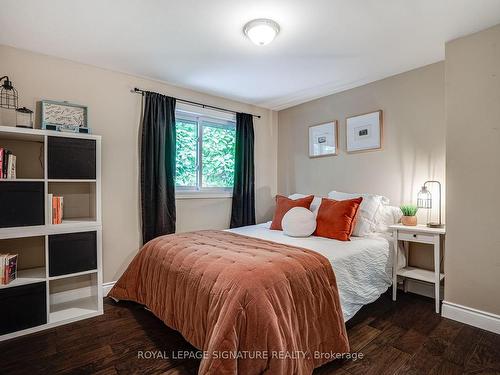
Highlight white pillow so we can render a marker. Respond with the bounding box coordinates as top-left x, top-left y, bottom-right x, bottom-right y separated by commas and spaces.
288, 193, 322, 214
282, 207, 317, 237
327, 190, 389, 236
375, 205, 403, 232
